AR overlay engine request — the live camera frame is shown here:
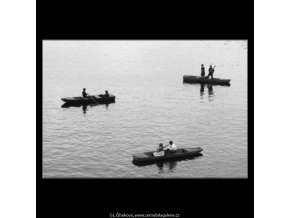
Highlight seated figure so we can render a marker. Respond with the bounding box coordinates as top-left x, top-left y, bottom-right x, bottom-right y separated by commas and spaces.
153, 143, 165, 157
164, 141, 177, 155
156, 143, 164, 152
82, 88, 89, 98
104, 90, 109, 97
